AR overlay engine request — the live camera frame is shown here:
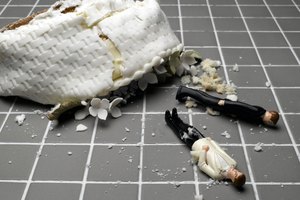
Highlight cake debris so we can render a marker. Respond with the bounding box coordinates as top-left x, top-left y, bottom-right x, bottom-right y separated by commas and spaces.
221, 131, 231, 139
254, 142, 263, 152
194, 194, 204, 200
233, 64, 239, 72
76, 124, 88, 132
15, 114, 26, 126
206, 107, 220, 116
125, 127, 130, 132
